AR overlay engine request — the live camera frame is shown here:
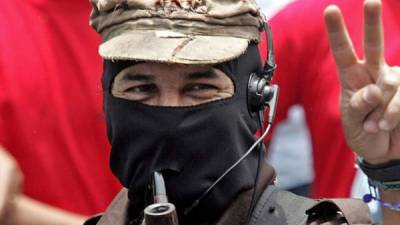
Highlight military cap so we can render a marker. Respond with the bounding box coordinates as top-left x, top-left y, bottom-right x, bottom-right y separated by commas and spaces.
90, 0, 264, 64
